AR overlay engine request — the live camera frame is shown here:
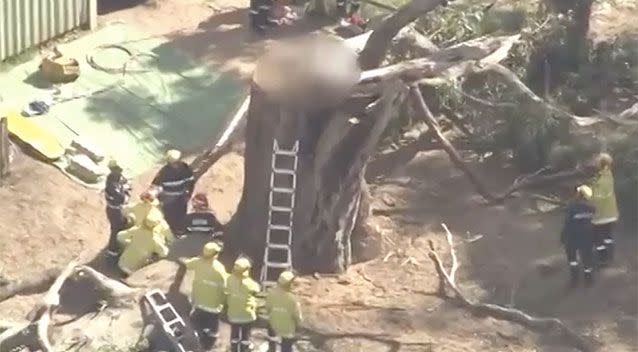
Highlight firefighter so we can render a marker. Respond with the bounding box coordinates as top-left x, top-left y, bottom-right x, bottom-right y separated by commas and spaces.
117, 212, 169, 277
104, 159, 131, 258
560, 185, 595, 287
226, 257, 260, 352
589, 153, 619, 267
185, 193, 223, 239
181, 242, 228, 350
265, 271, 303, 352
152, 149, 194, 238
123, 191, 175, 245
